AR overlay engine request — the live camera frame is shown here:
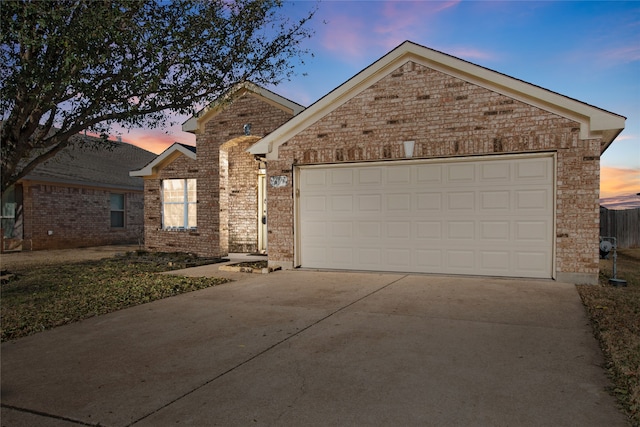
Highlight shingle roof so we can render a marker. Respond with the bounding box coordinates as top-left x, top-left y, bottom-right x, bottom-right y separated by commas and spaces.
129, 142, 197, 177
23, 136, 157, 191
